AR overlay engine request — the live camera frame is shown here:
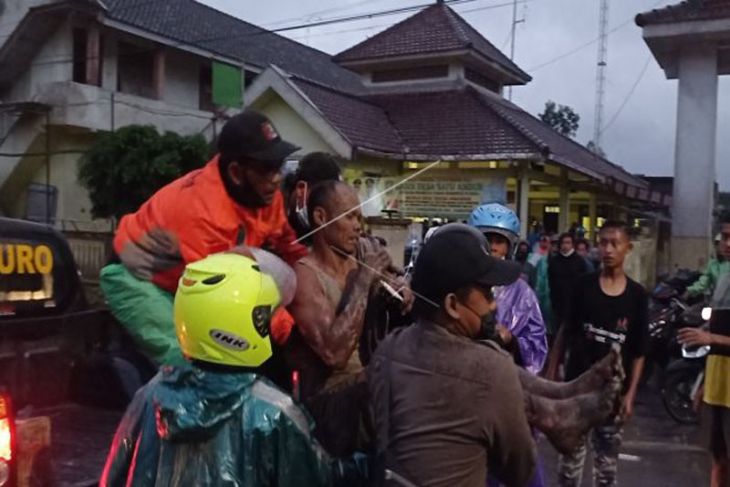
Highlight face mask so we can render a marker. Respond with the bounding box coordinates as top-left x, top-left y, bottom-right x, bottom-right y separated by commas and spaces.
560, 248, 575, 257
292, 181, 310, 229
222, 165, 268, 209
294, 203, 309, 229
462, 302, 499, 342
